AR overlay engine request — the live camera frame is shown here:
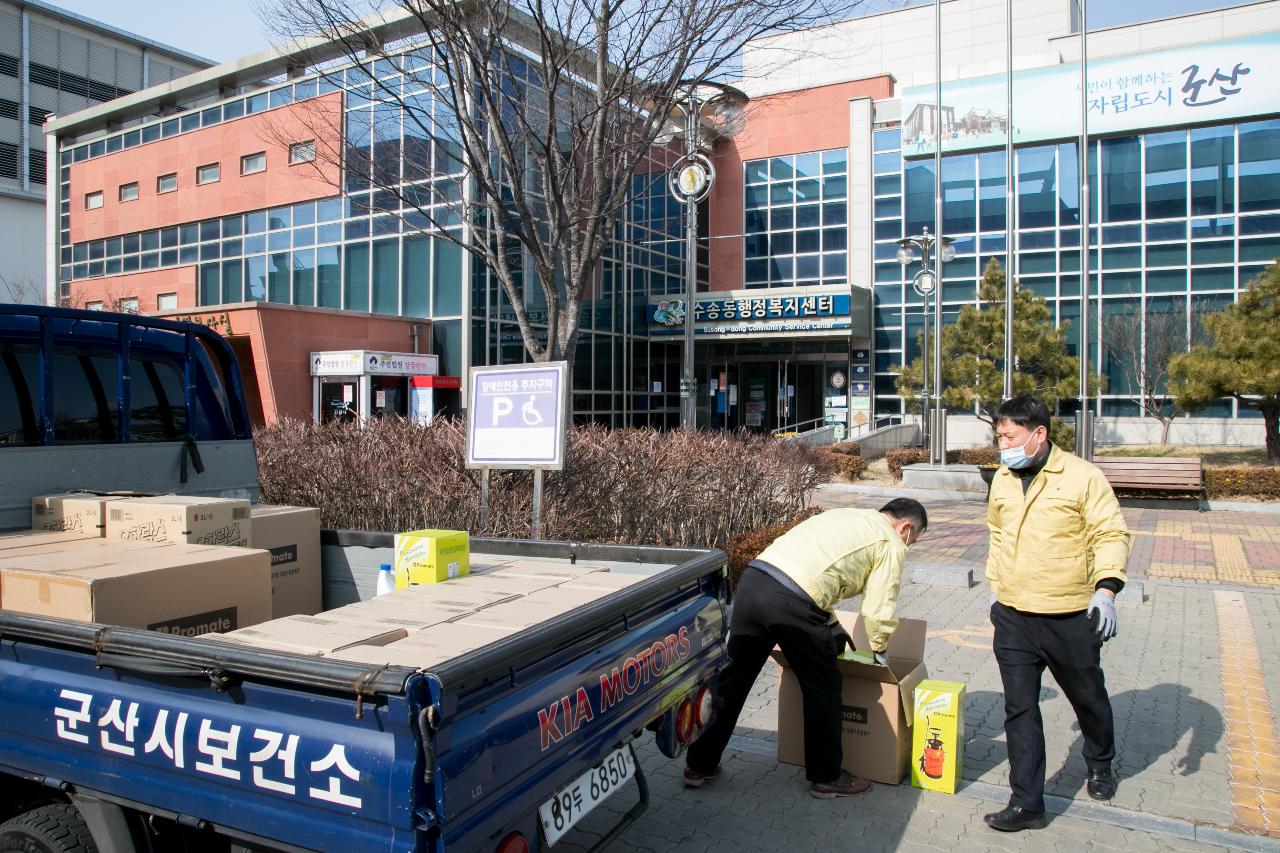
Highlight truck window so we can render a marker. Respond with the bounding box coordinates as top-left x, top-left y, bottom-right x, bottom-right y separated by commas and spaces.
0, 348, 39, 446
129, 357, 188, 441
52, 350, 119, 443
